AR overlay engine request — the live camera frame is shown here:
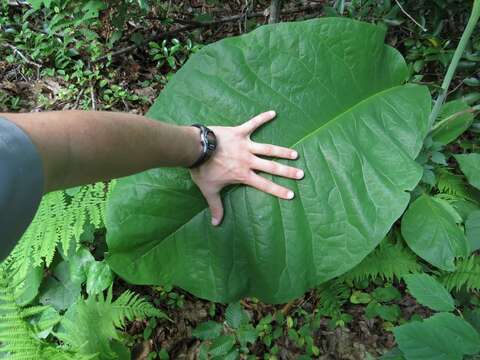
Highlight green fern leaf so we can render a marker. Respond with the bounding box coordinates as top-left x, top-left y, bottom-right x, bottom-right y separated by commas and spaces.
341, 237, 421, 283
4, 183, 109, 295
57, 286, 162, 359
0, 266, 81, 360
111, 289, 166, 328
317, 279, 351, 319
440, 255, 480, 292
436, 168, 472, 199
